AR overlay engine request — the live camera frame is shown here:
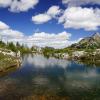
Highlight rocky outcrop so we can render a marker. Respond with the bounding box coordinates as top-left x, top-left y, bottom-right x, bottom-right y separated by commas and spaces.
0, 48, 21, 57
71, 32, 100, 49
0, 48, 21, 72
54, 53, 69, 59
72, 51, 87, 59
